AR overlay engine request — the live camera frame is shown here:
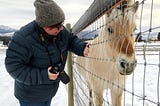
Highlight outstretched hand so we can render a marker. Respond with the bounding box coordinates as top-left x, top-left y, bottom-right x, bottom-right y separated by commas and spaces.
83, 43, 89, 57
